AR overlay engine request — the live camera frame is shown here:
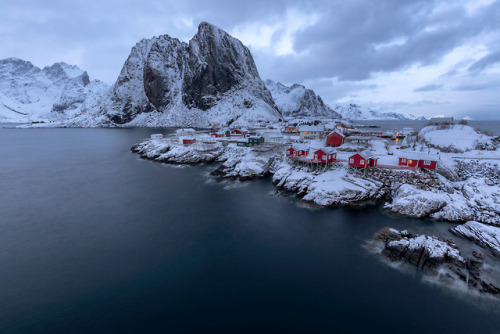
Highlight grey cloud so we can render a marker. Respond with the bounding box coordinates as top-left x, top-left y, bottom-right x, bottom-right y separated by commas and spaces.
414, 84, 443, 92
468, 50, 500, 73
454, 80, 500, 91
261, 0, 500, 83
